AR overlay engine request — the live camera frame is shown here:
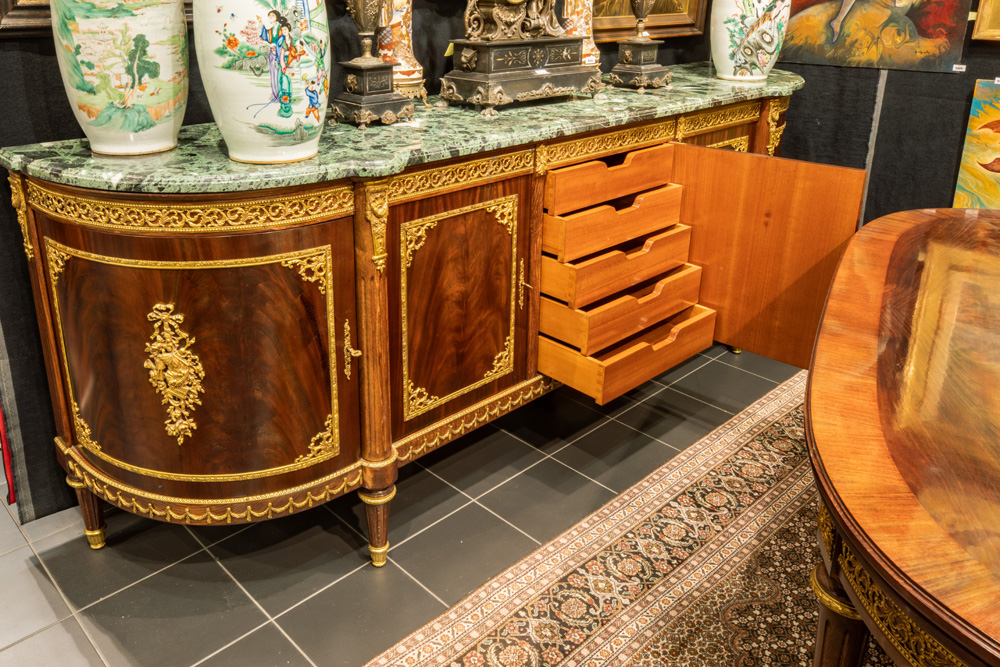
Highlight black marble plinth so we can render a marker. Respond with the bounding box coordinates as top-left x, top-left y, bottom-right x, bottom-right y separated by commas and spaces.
610, 39, 671, 93
331, 59, 415, 129
441, 37, 602, 115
